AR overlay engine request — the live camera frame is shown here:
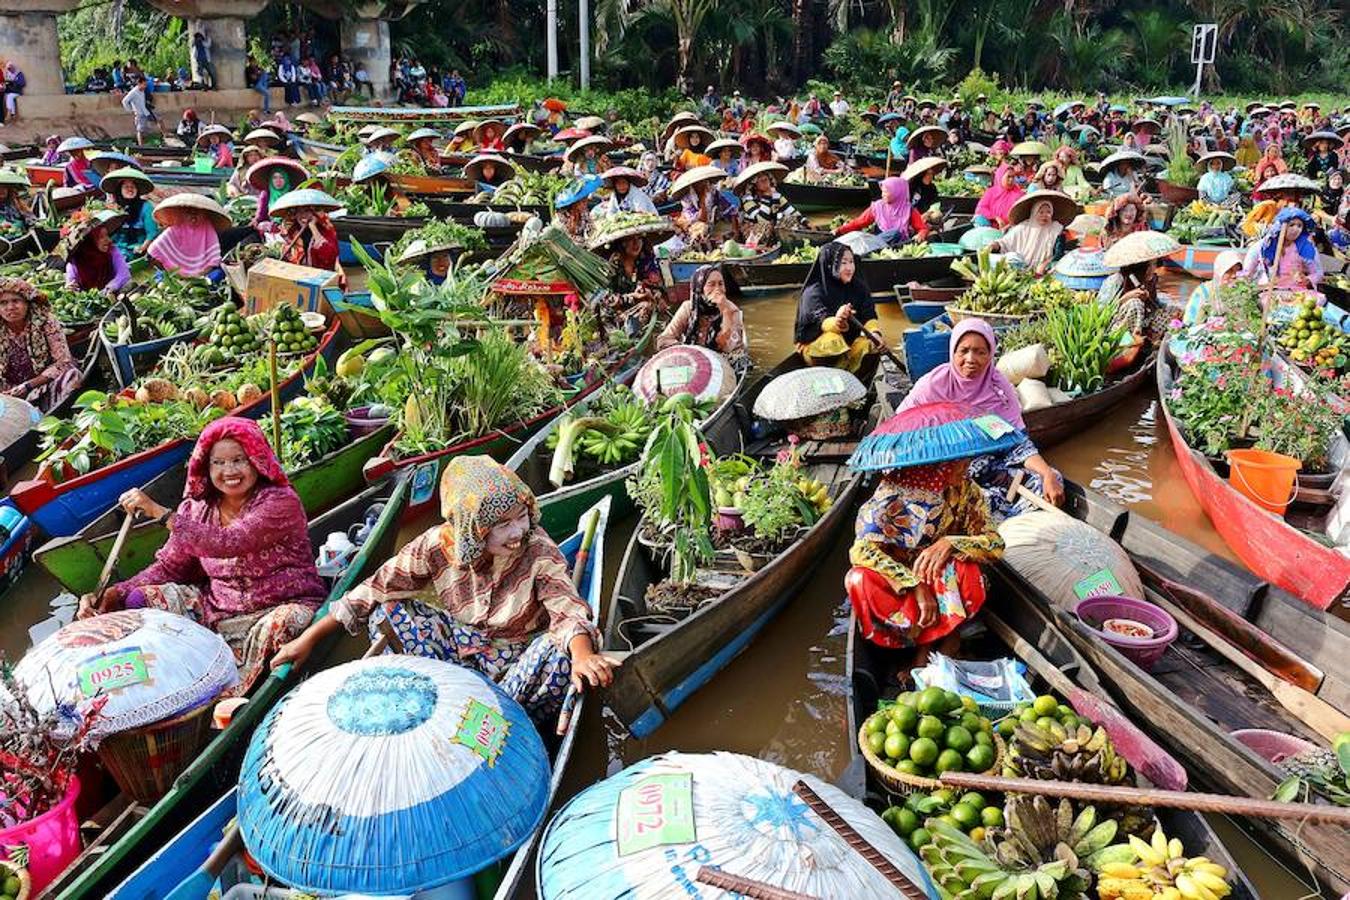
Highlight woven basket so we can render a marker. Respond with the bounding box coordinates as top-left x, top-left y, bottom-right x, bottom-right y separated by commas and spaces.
858, 725, 1005, 795
947, 306, 1041, 327
97, 701, 216, 803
